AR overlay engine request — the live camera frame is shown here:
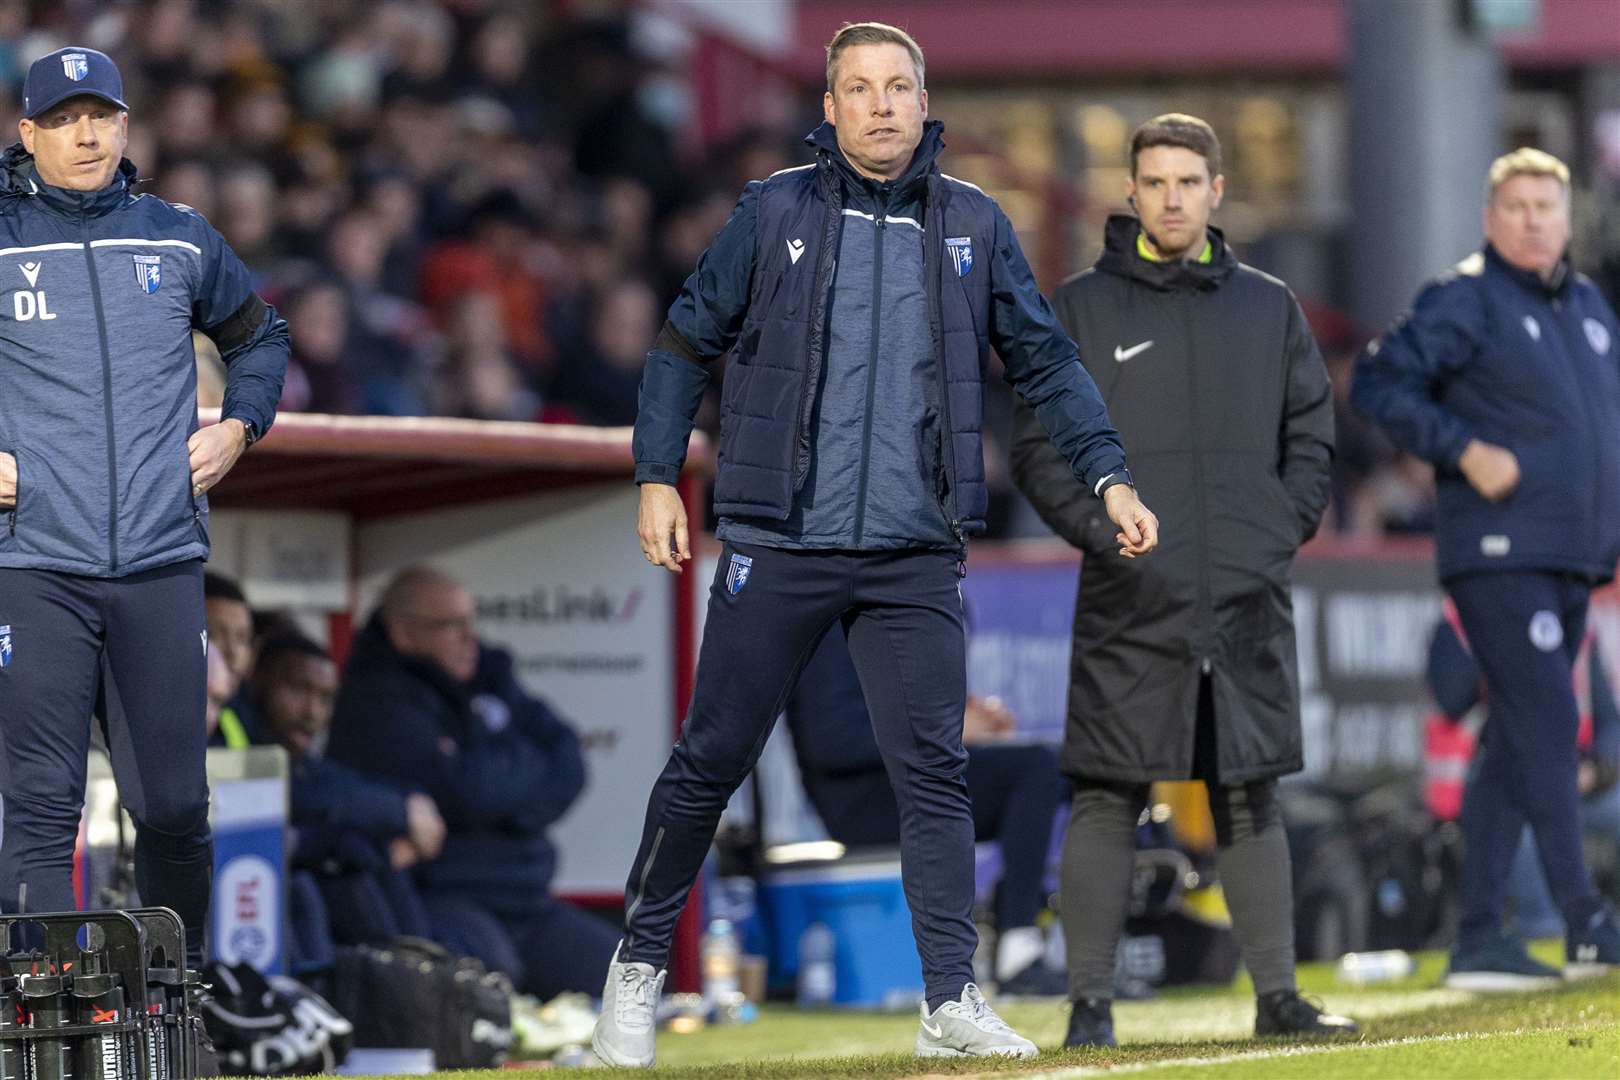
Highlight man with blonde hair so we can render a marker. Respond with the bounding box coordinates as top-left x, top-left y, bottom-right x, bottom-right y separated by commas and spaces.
1355, 147, 1620, 987
594, 19, 1159, 1066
